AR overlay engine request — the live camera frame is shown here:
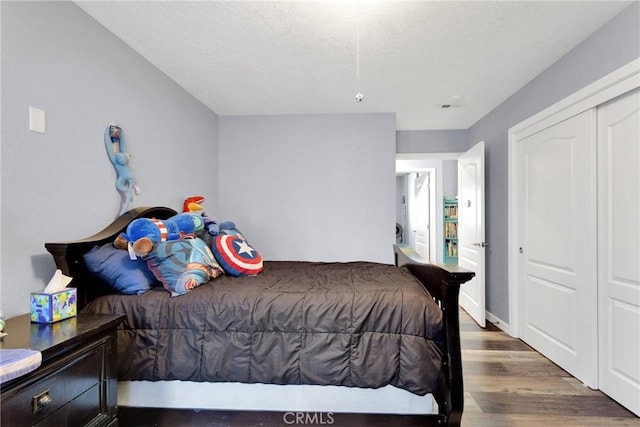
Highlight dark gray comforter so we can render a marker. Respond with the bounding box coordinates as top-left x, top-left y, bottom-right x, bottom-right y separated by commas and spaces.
83, 261, 444, 395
